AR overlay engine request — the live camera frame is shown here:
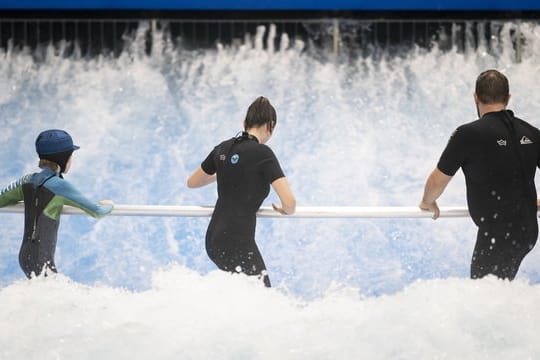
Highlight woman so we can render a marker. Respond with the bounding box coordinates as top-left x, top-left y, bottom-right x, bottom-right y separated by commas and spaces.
188, 97, 296, 287
0, 129, 114, 278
